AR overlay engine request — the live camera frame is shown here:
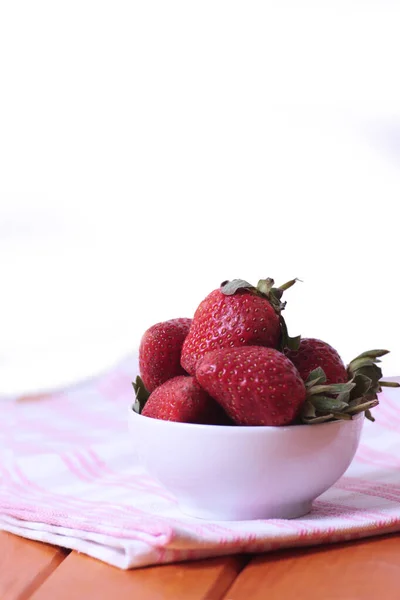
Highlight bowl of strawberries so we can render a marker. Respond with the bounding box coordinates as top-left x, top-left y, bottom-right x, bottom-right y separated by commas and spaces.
129, 277, 398, 520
